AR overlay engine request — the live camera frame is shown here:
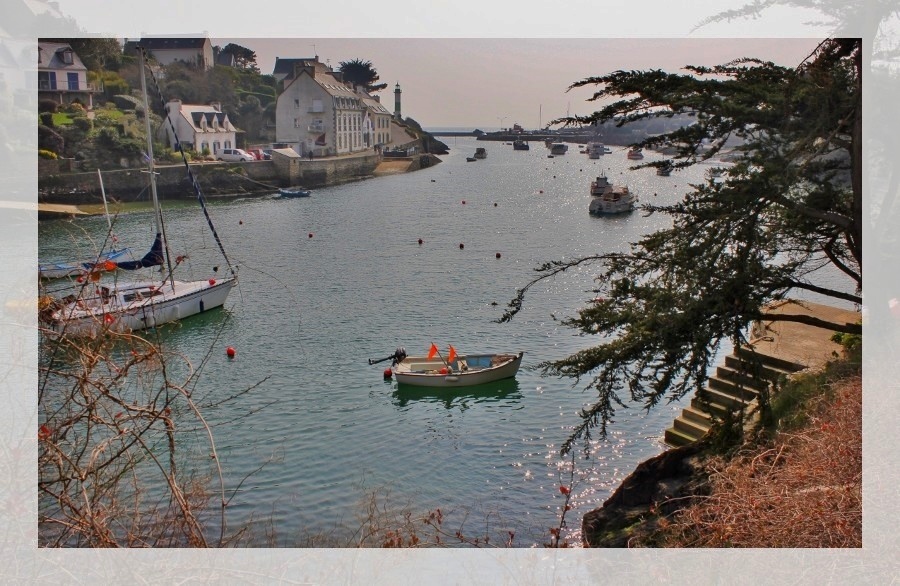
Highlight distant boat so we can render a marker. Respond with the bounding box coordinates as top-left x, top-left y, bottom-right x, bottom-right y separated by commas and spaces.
588, 142, 605, 159
550, 143, 568, 155
626, 147, 644, 160
466, 156, 477, 162
656, 163, 673, 176
589, 174, 636, 215
512, 139, 530, 150
474, 147, 487, 159
279, 186, 311, 198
